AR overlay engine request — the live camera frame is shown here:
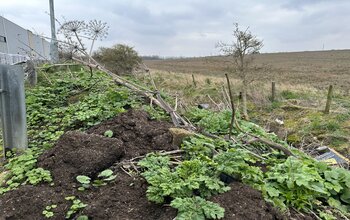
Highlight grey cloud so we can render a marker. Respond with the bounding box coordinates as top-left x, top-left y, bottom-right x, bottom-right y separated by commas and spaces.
1, 0, 349, 56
